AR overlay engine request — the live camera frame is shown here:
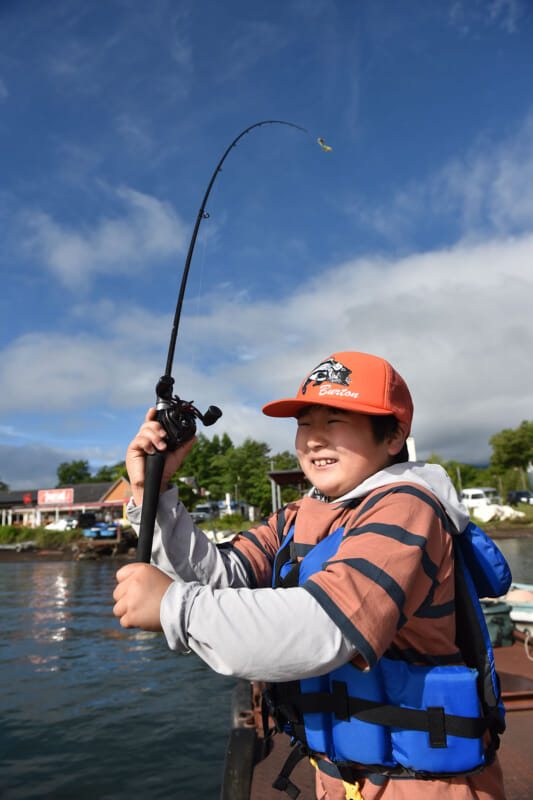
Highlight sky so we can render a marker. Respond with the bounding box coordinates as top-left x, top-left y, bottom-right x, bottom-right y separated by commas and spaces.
1, 0, 533, 490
